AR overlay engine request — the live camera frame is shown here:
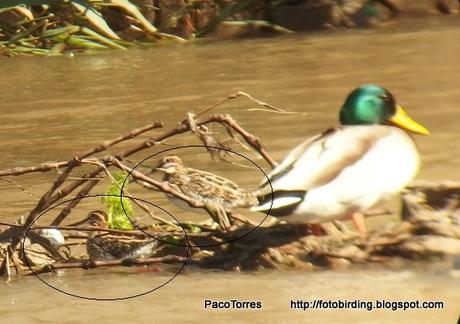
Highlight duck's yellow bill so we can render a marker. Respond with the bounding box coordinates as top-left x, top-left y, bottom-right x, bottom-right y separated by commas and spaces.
389, 105, 430, 135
